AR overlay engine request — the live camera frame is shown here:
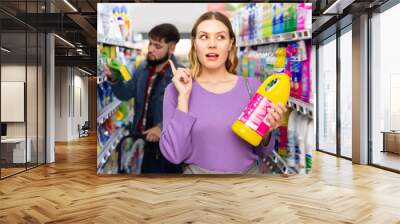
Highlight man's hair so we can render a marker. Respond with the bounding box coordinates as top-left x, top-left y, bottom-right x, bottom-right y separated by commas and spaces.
148, 23, 180, 44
